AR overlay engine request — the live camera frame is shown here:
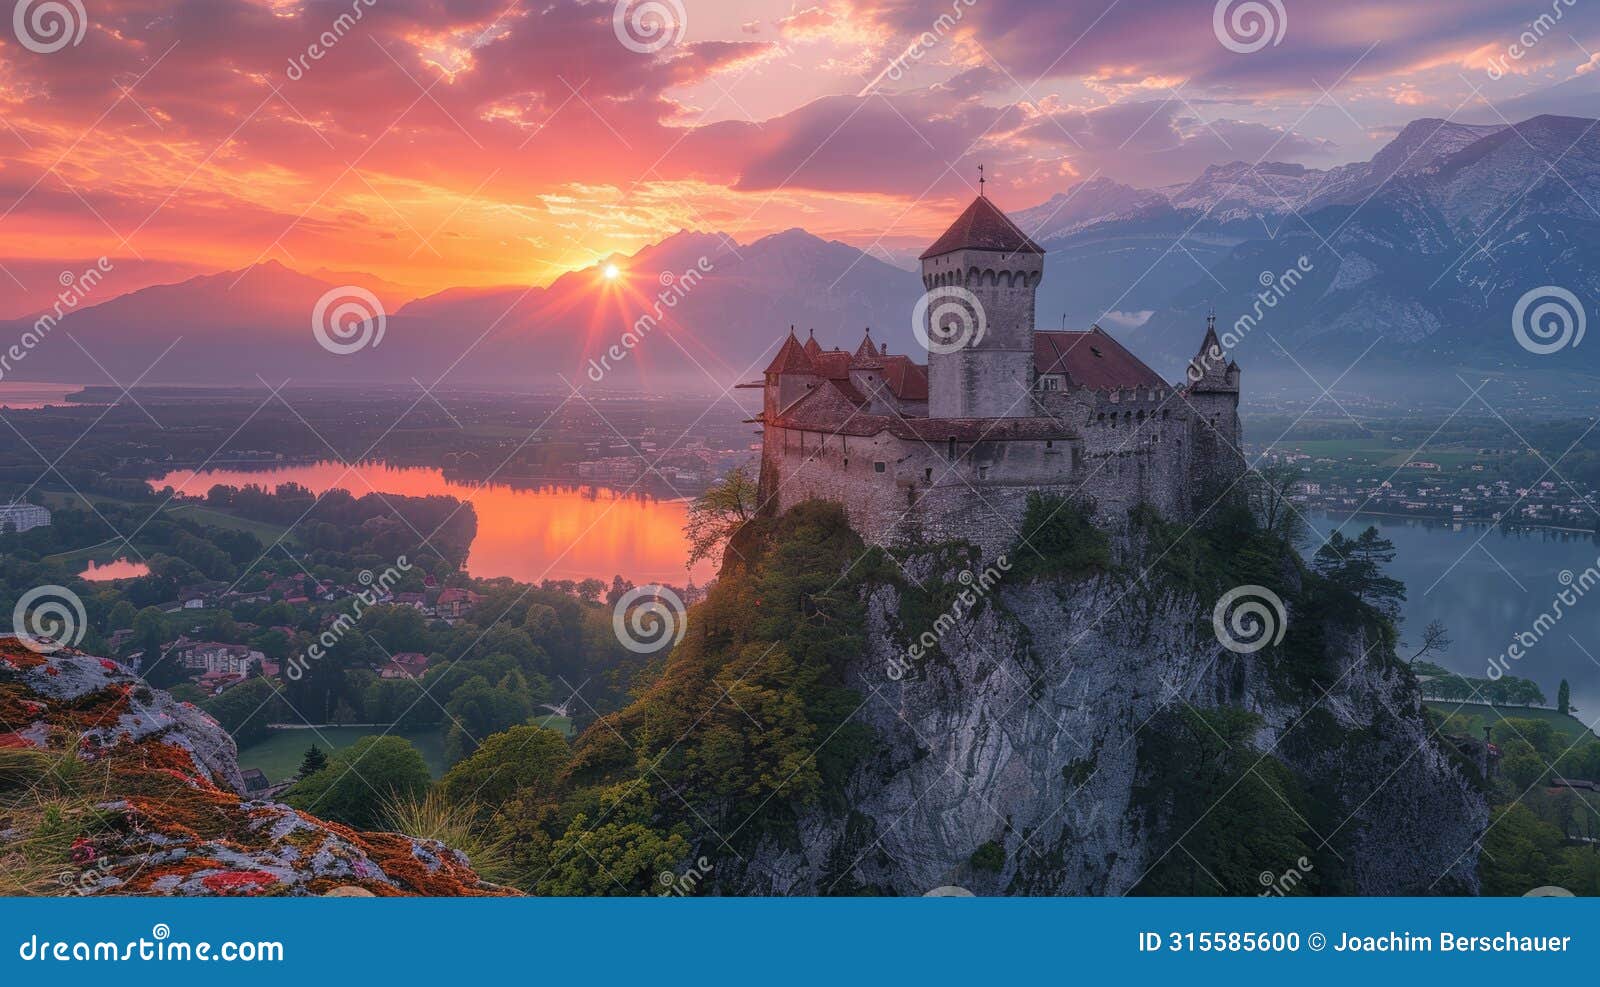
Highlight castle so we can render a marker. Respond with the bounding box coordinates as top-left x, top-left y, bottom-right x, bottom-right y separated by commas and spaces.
748, 194, 1243, 555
